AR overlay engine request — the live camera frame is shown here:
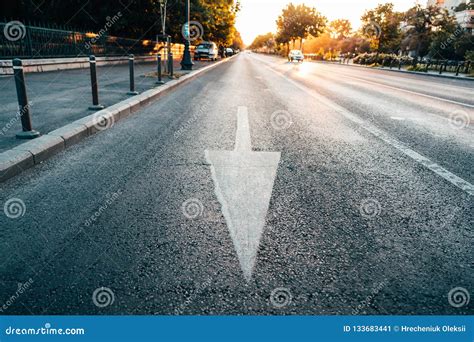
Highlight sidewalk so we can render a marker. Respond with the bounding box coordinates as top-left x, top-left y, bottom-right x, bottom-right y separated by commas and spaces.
0, 58, 214, 153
